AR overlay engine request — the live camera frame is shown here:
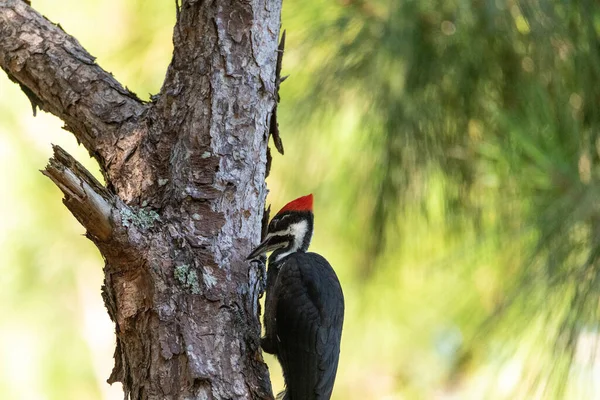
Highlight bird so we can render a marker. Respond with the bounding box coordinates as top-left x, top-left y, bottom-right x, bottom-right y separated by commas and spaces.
247, 194, 344, 400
